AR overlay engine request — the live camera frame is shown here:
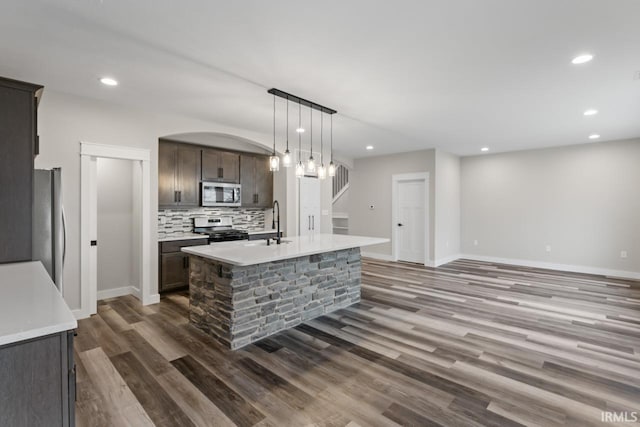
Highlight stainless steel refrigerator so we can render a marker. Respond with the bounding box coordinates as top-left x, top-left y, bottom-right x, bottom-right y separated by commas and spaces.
32, 168, 66, 293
